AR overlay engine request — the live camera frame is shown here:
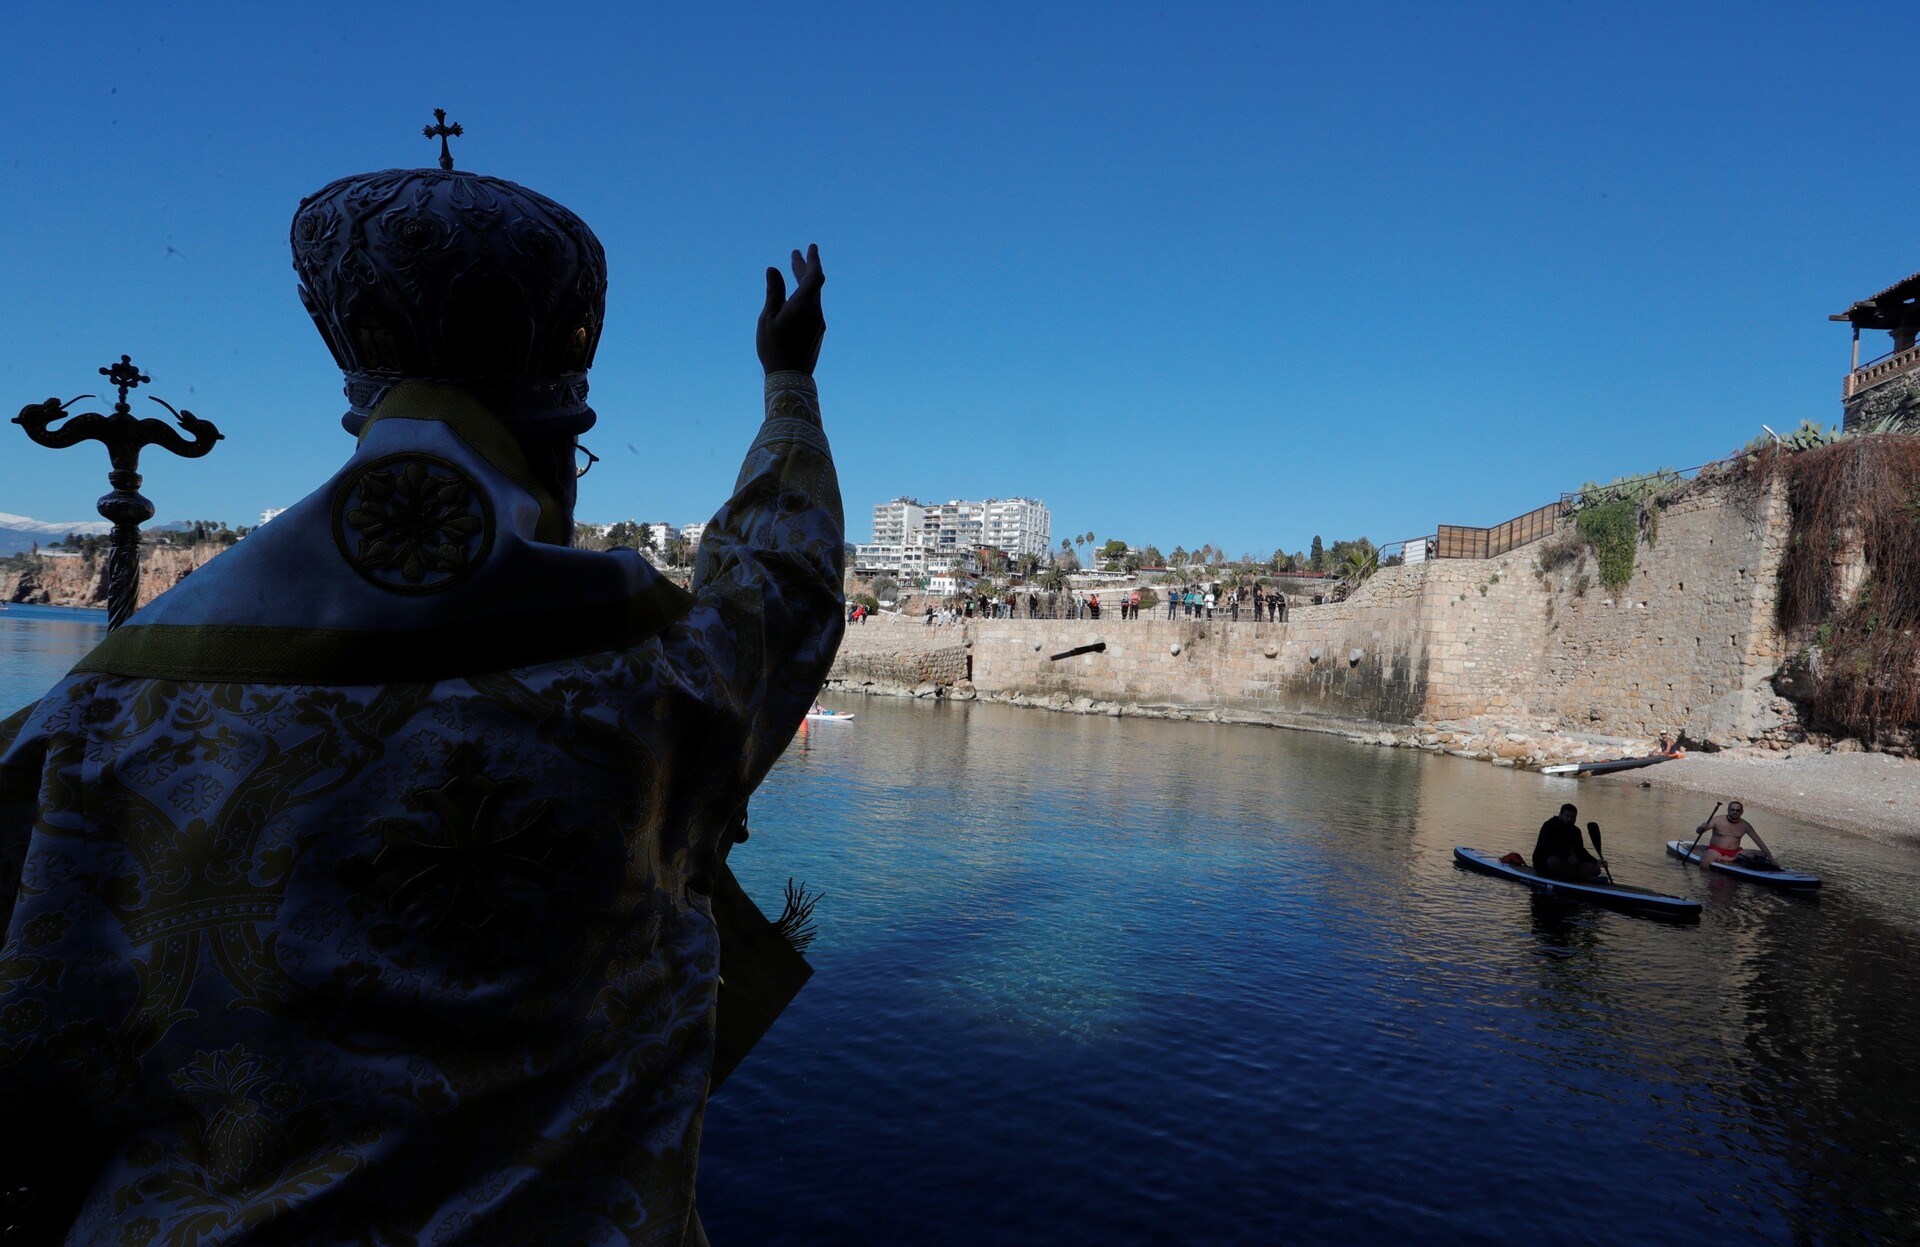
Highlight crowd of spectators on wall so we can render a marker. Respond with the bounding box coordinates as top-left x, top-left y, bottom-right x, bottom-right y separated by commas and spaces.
1160, 584, 1287, 622
903, 583, 1295, 624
